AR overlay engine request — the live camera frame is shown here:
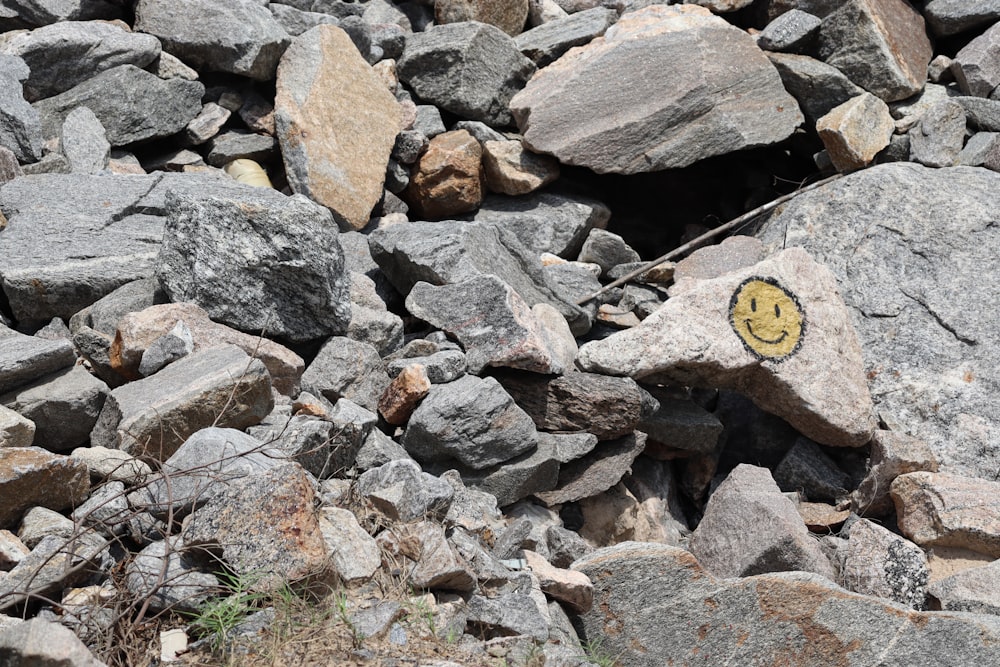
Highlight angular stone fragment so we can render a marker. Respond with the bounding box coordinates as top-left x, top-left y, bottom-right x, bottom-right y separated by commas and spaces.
0, 55, 41, 164
369, 220, 590, 334
466, 591, 549, 640
925, 0, 1000, 37
398, 21, 536, 127
134, 0, 289, 80
0, 447, 89, 528
757, 9, 821, 53
356, 459, 454, 522
0, 21, 161, 101
578, 228, 640, 275
459, 433, 563, 507
0, 405, 32, 447
496, 371, 650, 440
275, 25, 400, 229
33, 65, 204, 146
909, 99, 966, 167
407, 276, 575, 375
403, 375, 538, 470
125, 537, 218, 613
0, 618, 107, 667
182, 462, 331, 590
157, 189, 352, 344
892, 472, 1000, 557
515, 7, 616, 67
578, 248, 876, 448
638, 391, 723, 457
435, 0, 529, 36
347, 272, 404, 356
0, 327, 75, 394
954, 22, 1000, 101
70, 446, 151, 485
470, 190, 610, 258
379, 364, 431, 426
510, 5, 802, 173
535, 432, 646, 506
482, 139, 559, 196
60, 106, 109, 174
816, 0, 931, 102
927, 559, 1000, 614
0, 366, 108, 452
835, 518, 928, 610
377, 520, 476, 592
773, 437, 852, 503
318, 507, 380, 585
91, 345, 273, 462
404, 129, 483, 219
301, 336, 389, 413
250, 410, 369, 479
523, 549, 592, 612
111, 302, 304, 396
767, 52, 865, 122
958, 131, 1000, 168
852, 431, 938, 517
816, 93, 895, 172
689, 464, 835, 579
